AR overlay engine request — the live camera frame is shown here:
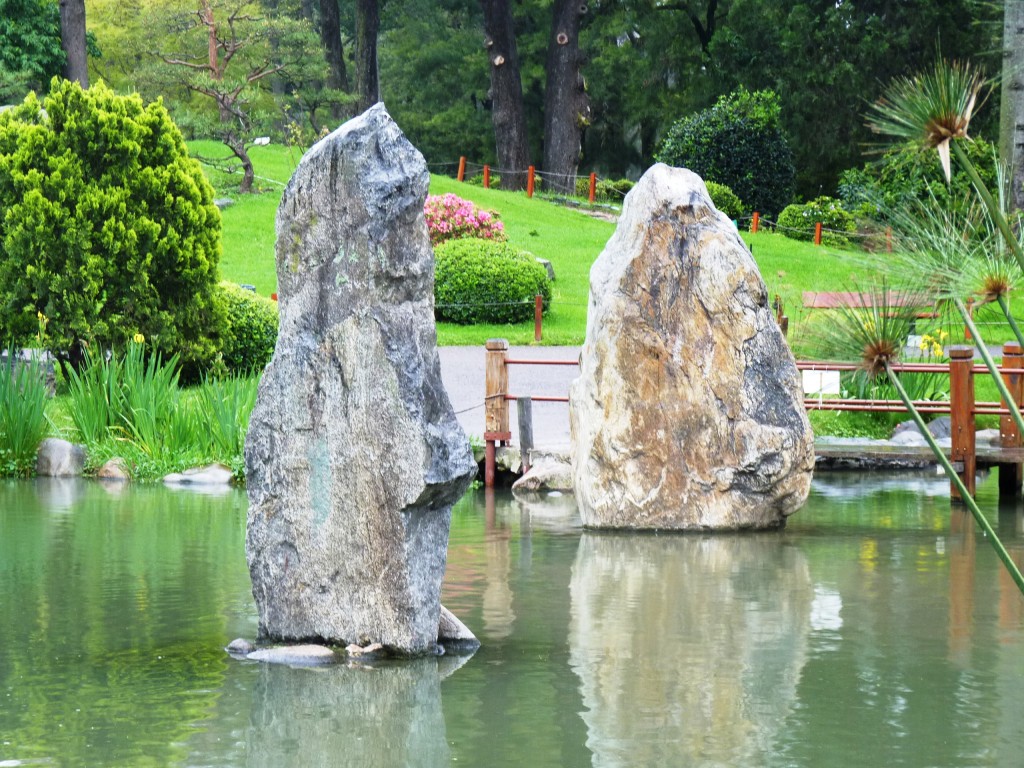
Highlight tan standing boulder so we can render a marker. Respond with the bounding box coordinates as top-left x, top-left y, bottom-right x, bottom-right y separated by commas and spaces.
568, 164, 814, 530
